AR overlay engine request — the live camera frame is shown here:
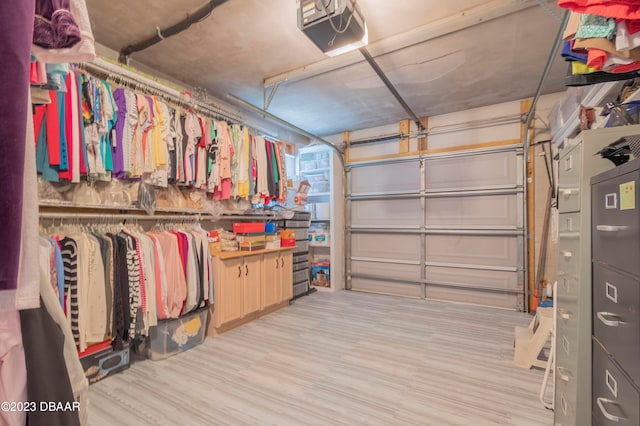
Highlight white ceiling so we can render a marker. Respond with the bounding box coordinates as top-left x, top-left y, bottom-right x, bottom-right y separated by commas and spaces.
85, 0, 568, 137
